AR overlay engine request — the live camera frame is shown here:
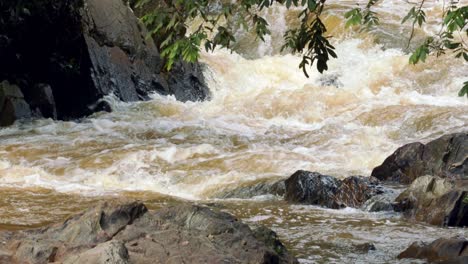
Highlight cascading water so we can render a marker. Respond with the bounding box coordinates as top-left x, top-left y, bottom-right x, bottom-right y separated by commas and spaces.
0, 0, 467, 262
